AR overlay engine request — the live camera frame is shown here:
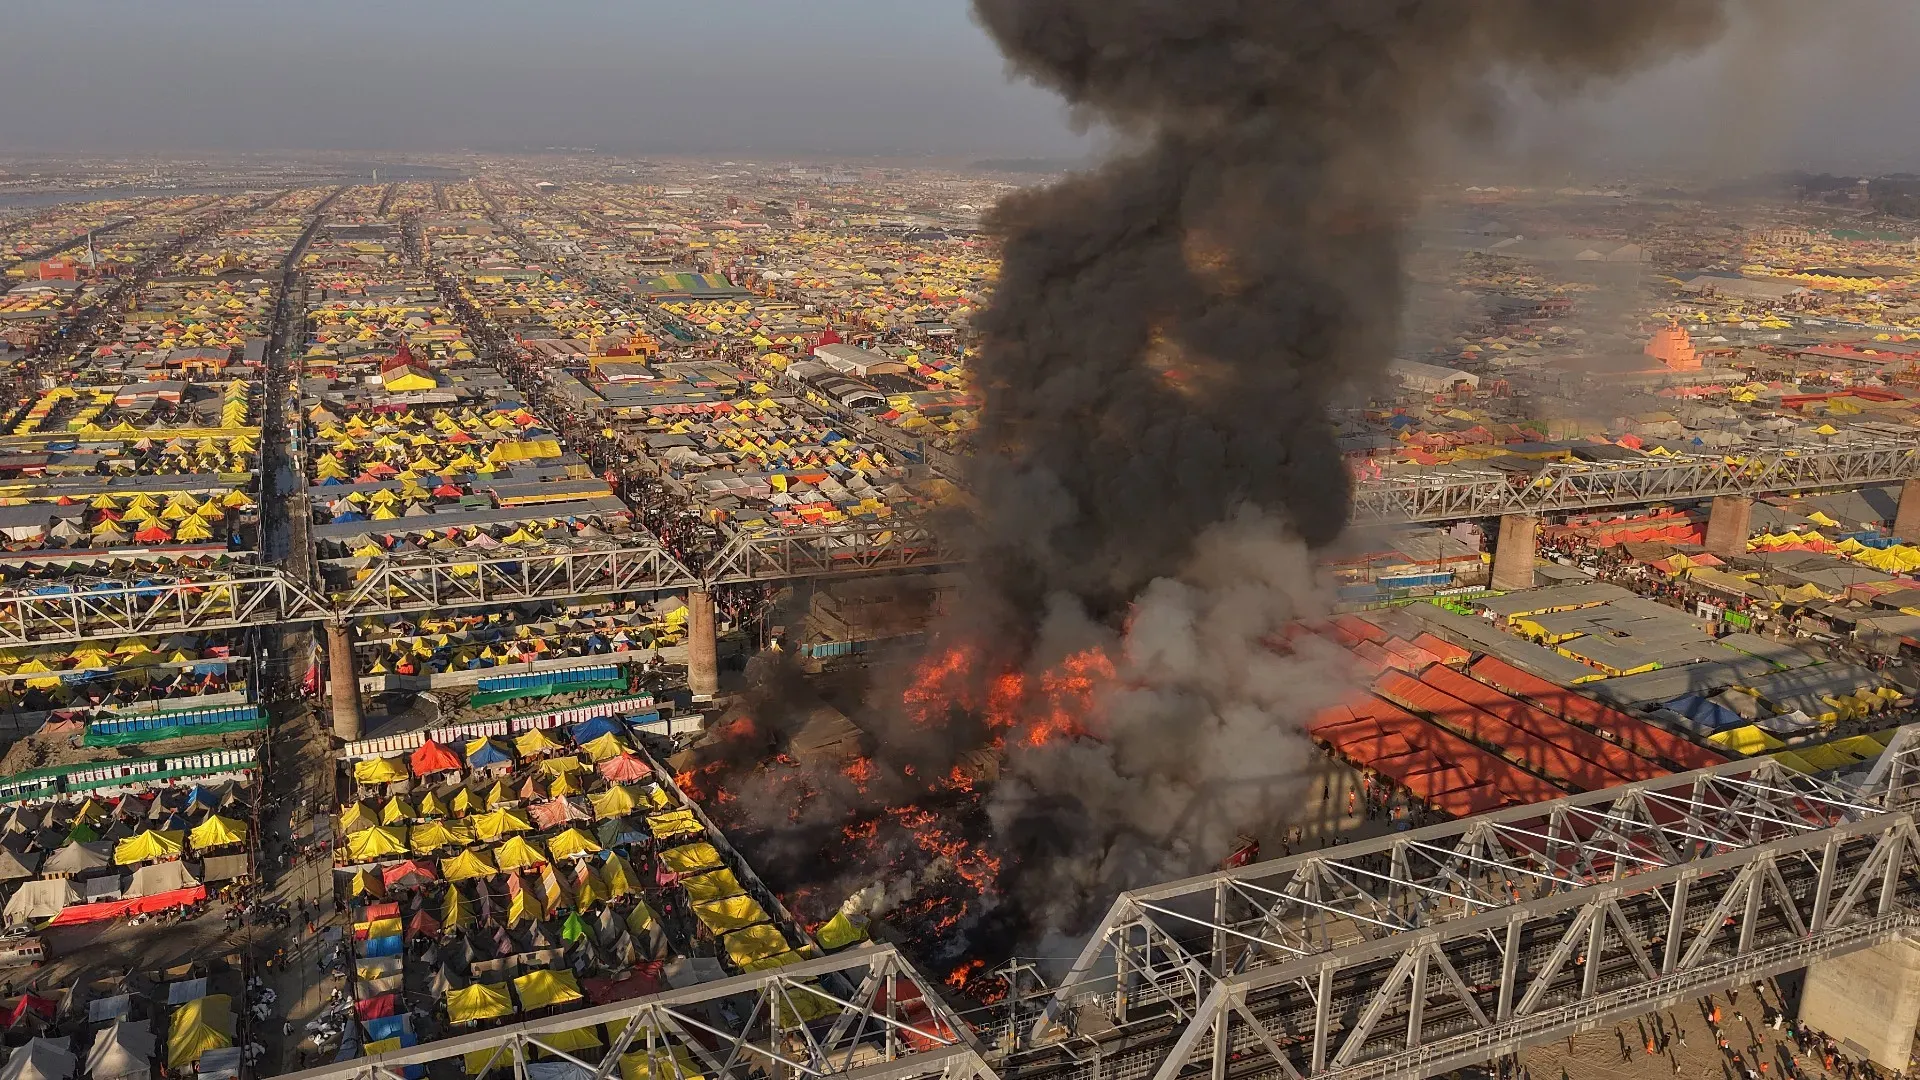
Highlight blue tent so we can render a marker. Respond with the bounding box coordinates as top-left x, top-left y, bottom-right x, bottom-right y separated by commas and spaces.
362, 934, 404, 958
1663, 694, 1745, 733
570, 716, 623, 744
465, 740, 513, 769
362, 1015, 410, 1042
